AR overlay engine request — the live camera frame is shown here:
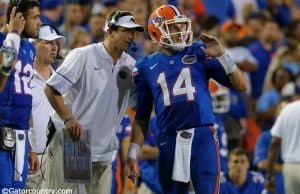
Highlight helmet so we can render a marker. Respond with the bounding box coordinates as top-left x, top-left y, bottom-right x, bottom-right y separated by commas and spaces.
208, 79, 230, 114
148, 4, 193, 51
